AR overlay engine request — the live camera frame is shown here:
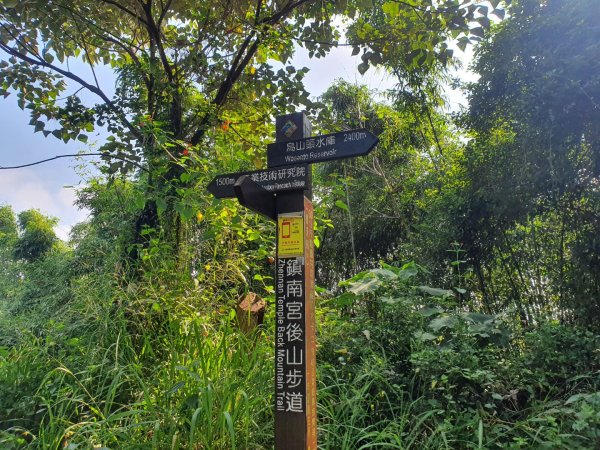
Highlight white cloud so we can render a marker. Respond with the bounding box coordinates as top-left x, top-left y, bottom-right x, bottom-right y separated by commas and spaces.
0, 168, 88, 241
292, 45, 396, 99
